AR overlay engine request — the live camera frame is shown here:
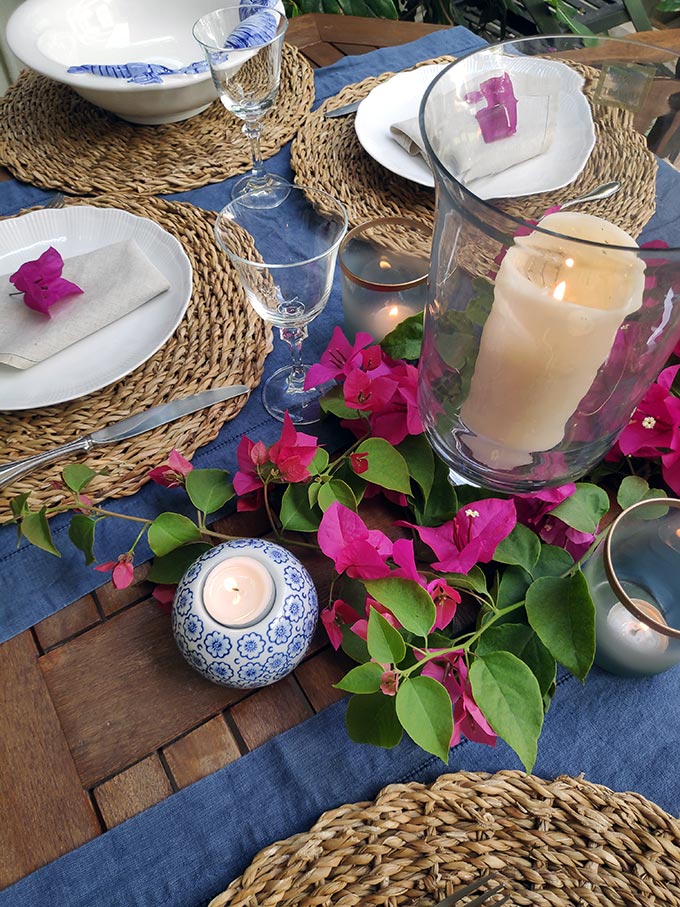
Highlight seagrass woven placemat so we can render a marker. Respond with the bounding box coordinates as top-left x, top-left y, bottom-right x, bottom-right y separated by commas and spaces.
210, 770, 680, 907
0, 195, 272, 516
0, 44, 313, 196
291, 60, 656, 240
